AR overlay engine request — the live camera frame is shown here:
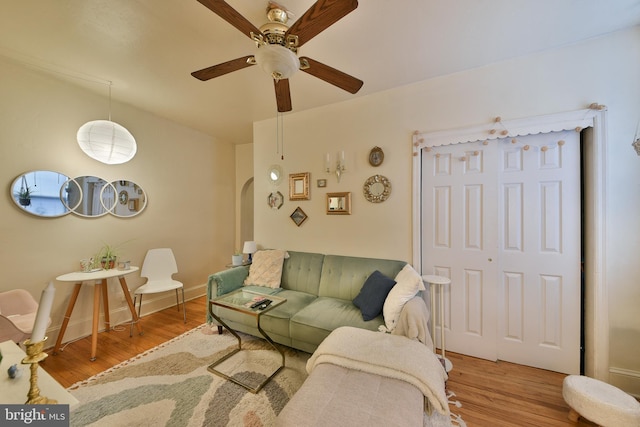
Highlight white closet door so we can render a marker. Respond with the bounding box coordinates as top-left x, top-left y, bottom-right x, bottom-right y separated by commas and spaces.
421, 143, 499, 361
497, 132, 581, 374
421, 131, 581, 374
